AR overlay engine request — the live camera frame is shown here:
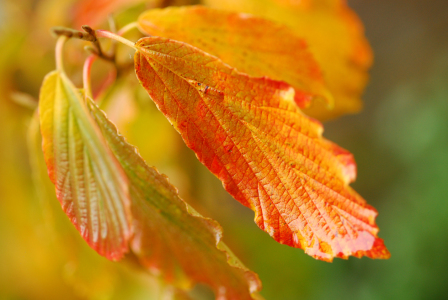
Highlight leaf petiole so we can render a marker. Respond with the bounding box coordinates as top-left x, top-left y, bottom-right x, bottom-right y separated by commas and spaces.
117, 22, 138, 36
83, 55, 97, 99
55, 36, 67, 72
96, 30, 137, 50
